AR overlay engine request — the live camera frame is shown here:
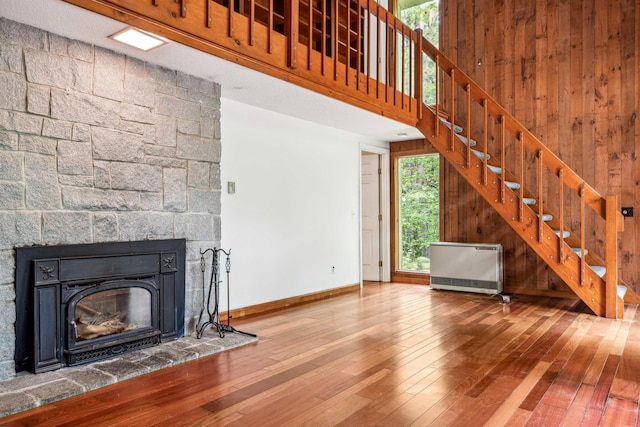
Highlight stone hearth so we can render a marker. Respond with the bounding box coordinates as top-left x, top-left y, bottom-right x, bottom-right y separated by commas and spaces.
0, 332, 258, 418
